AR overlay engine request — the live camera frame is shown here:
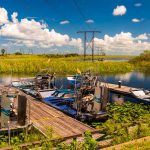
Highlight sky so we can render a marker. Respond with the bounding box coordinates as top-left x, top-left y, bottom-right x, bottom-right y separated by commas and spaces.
0, 0, 150, 55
